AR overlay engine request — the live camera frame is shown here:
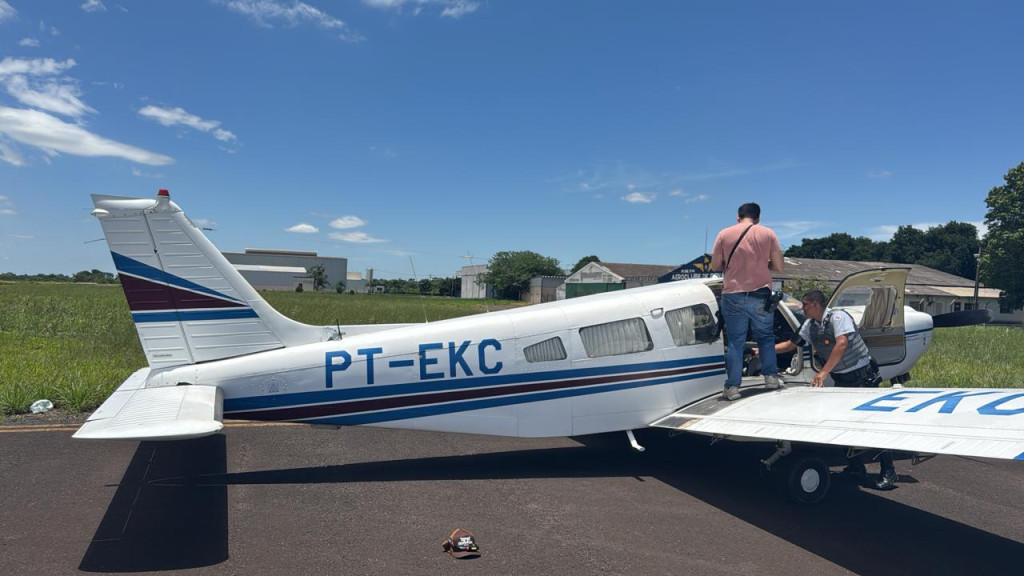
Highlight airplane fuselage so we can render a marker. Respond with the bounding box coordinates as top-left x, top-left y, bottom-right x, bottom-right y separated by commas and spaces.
143, 279, 931, 438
